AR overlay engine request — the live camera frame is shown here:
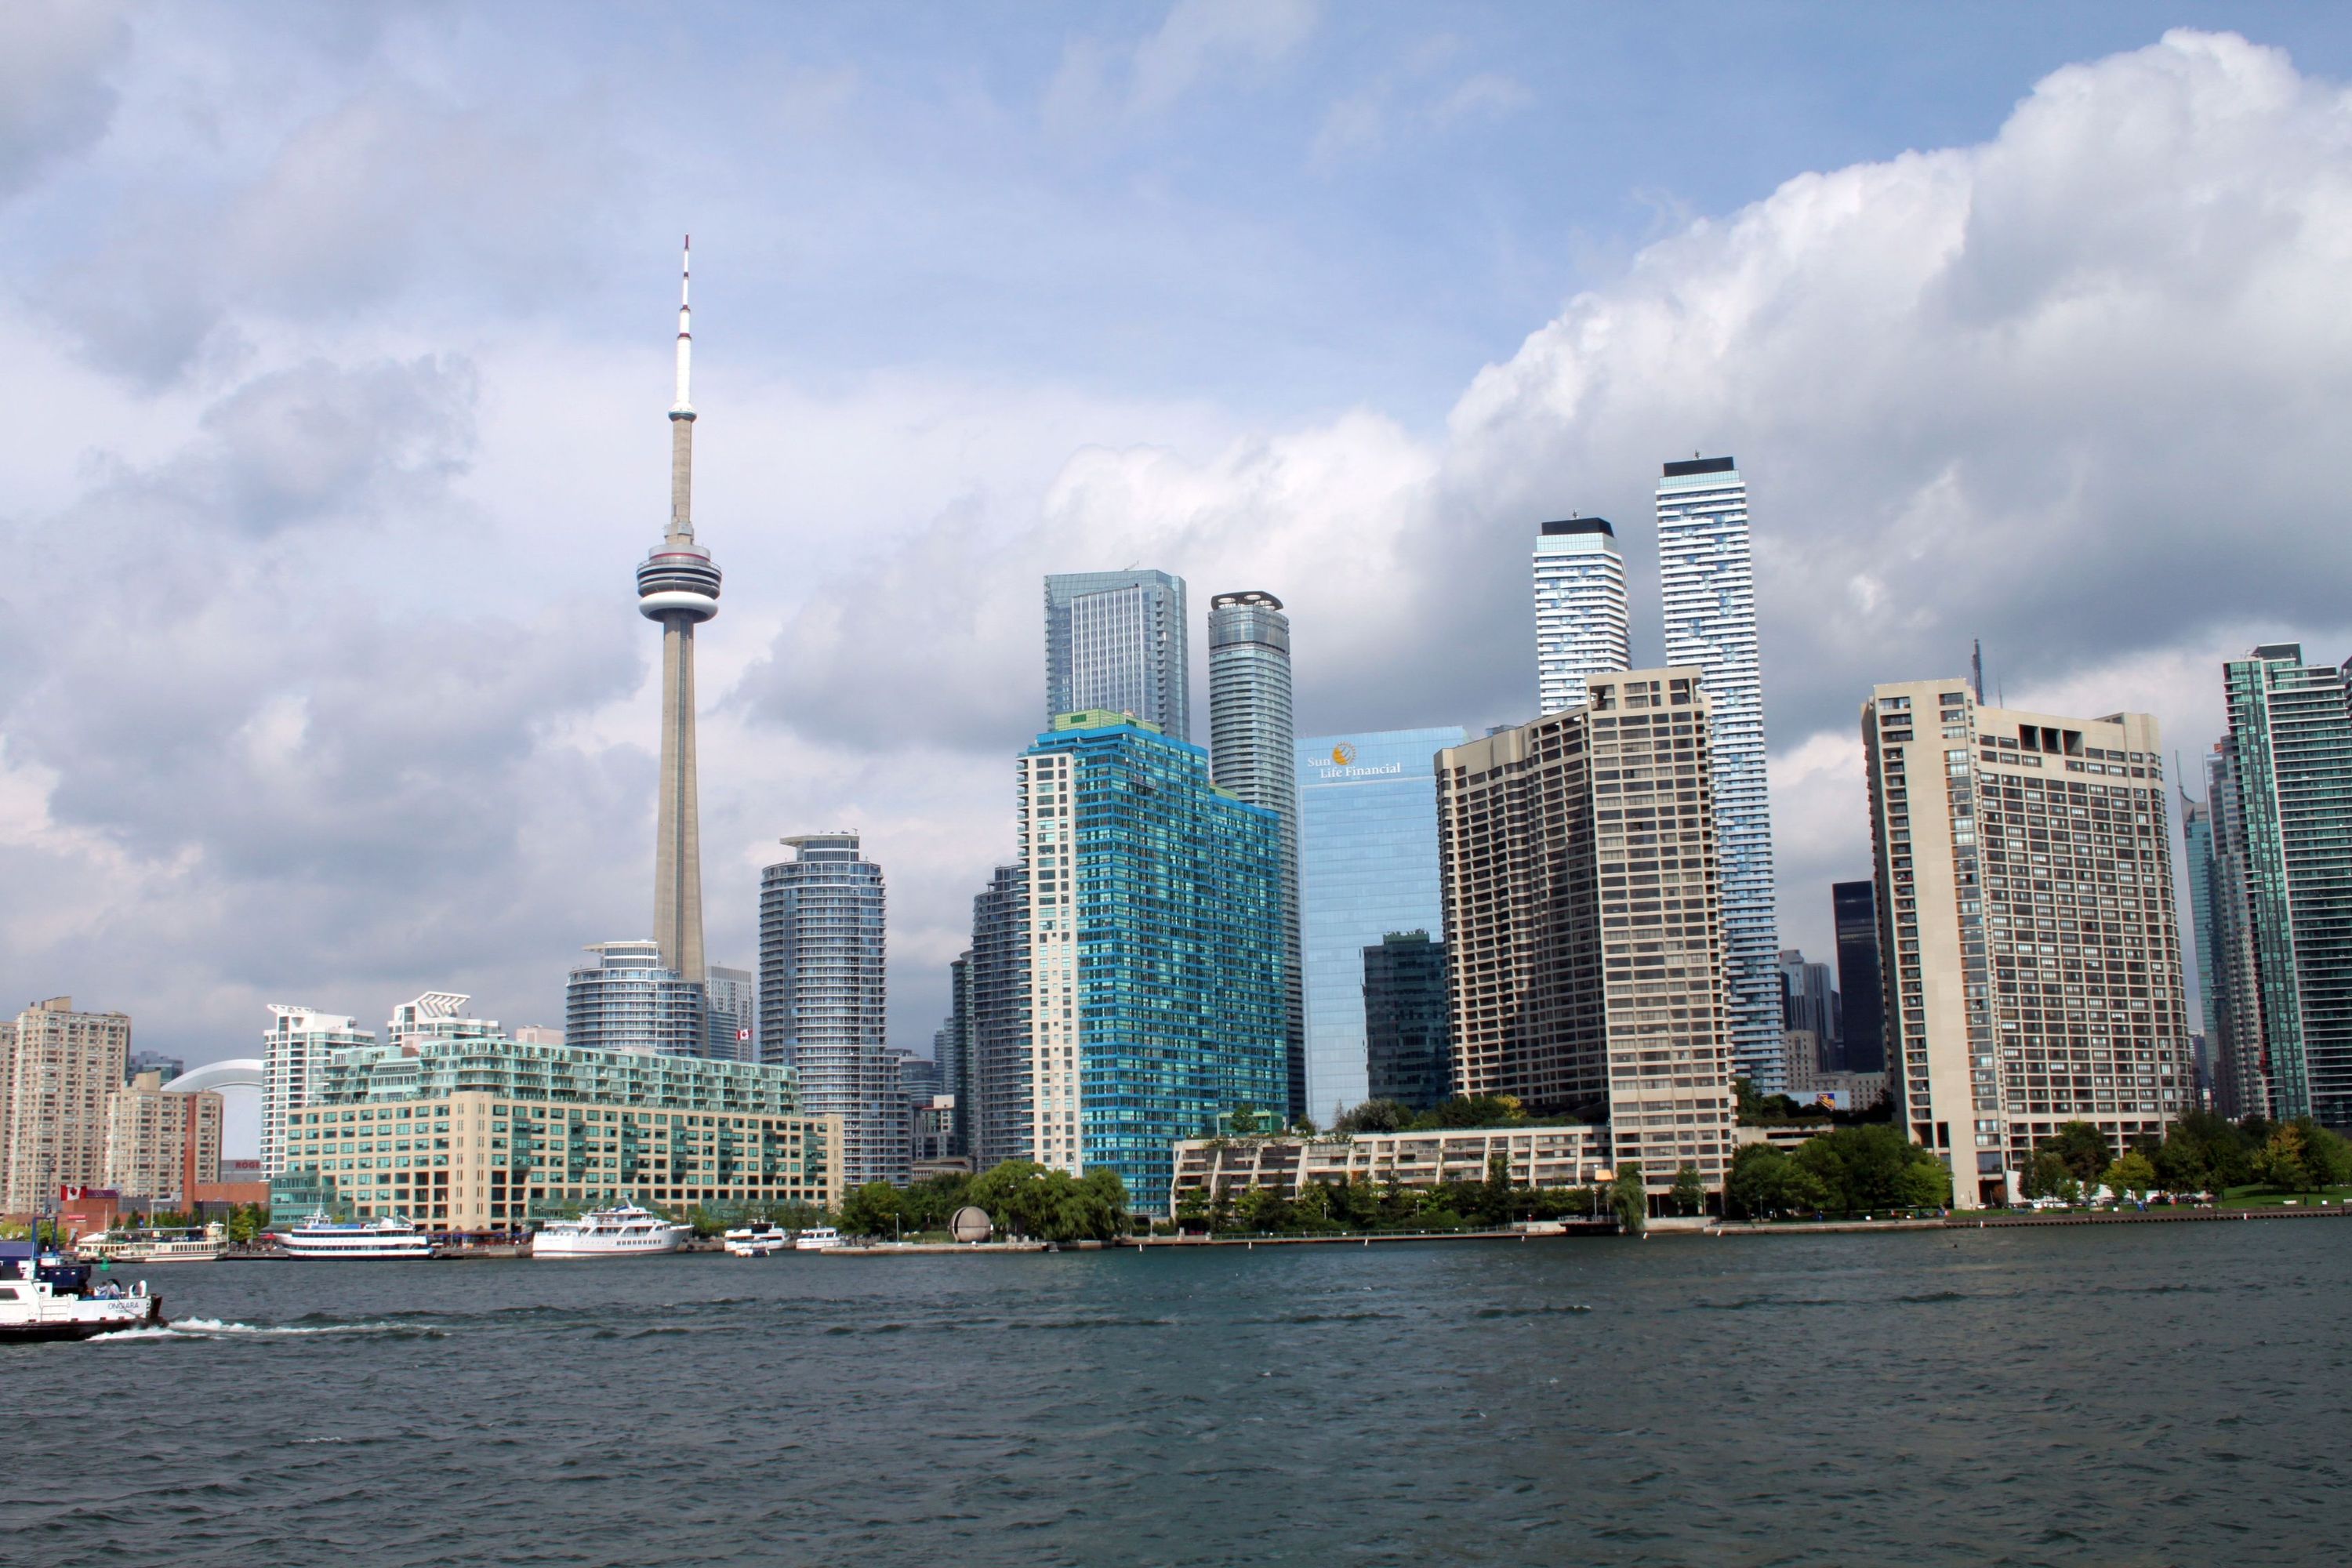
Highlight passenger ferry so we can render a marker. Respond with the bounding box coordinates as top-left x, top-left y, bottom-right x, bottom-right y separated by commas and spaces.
74, 1222, 227, 1264
723, 1223, 789, 1257
532, 1205, 691, 1258
272, 1215, 435, 1260
0, 1273, 162, 1341
793, 1225, 844, 1252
